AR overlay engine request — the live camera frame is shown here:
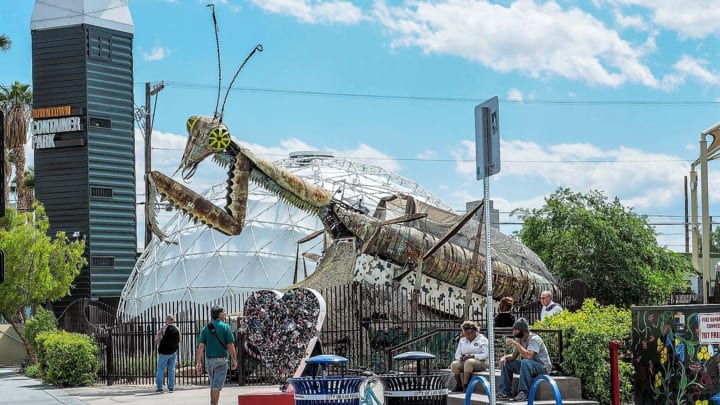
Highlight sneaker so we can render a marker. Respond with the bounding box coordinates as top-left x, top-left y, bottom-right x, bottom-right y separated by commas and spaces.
155, 388, 163, 393
496, 391, 511, 399
168, 388, 174, 393
452, 385, 464, 393
514, 391, 529, 401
